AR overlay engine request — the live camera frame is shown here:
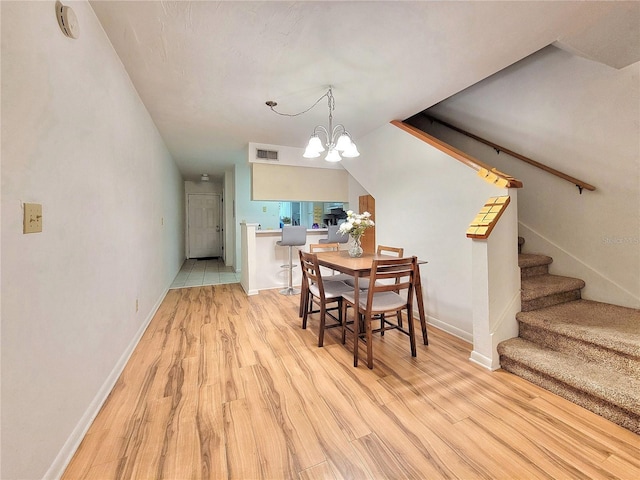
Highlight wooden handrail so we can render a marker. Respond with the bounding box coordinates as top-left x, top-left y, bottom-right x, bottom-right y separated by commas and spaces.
390, 120, 523, 188
422, 114, 596, 194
